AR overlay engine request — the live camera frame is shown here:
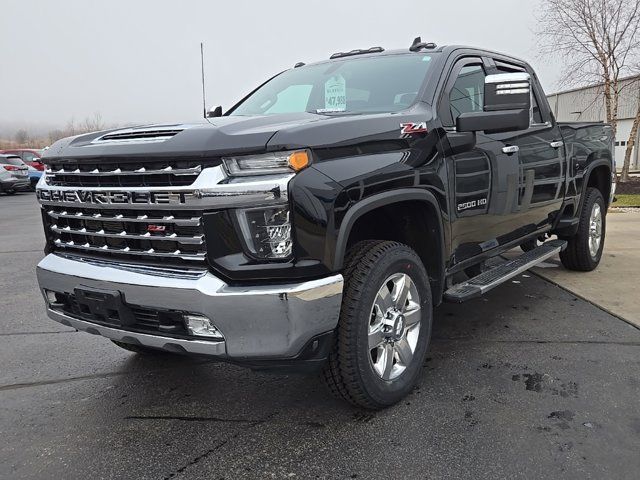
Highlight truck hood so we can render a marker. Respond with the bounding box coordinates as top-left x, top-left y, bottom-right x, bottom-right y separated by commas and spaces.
43, 107, 430, 160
